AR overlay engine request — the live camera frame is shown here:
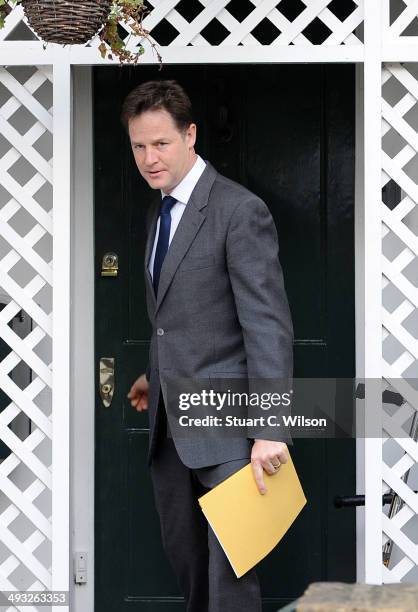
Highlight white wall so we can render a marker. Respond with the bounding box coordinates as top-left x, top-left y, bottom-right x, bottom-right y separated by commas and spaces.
70, 65, 95, 611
